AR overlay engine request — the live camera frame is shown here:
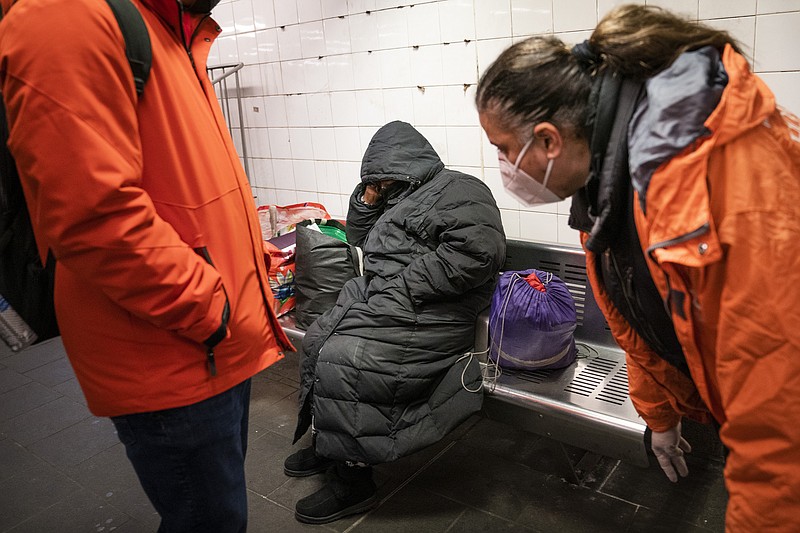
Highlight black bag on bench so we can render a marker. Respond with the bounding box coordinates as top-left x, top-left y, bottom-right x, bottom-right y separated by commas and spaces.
293, 219, 363, 330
